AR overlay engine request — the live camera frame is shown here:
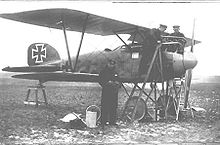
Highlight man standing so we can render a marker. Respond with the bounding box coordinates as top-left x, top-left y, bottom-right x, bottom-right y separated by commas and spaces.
170, 25, 185, 37
157, 24, 169, 36
151, 24, 169, 42
138, 24, 168, 75
99, 60, 119, 128
170, 25, 186, 54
